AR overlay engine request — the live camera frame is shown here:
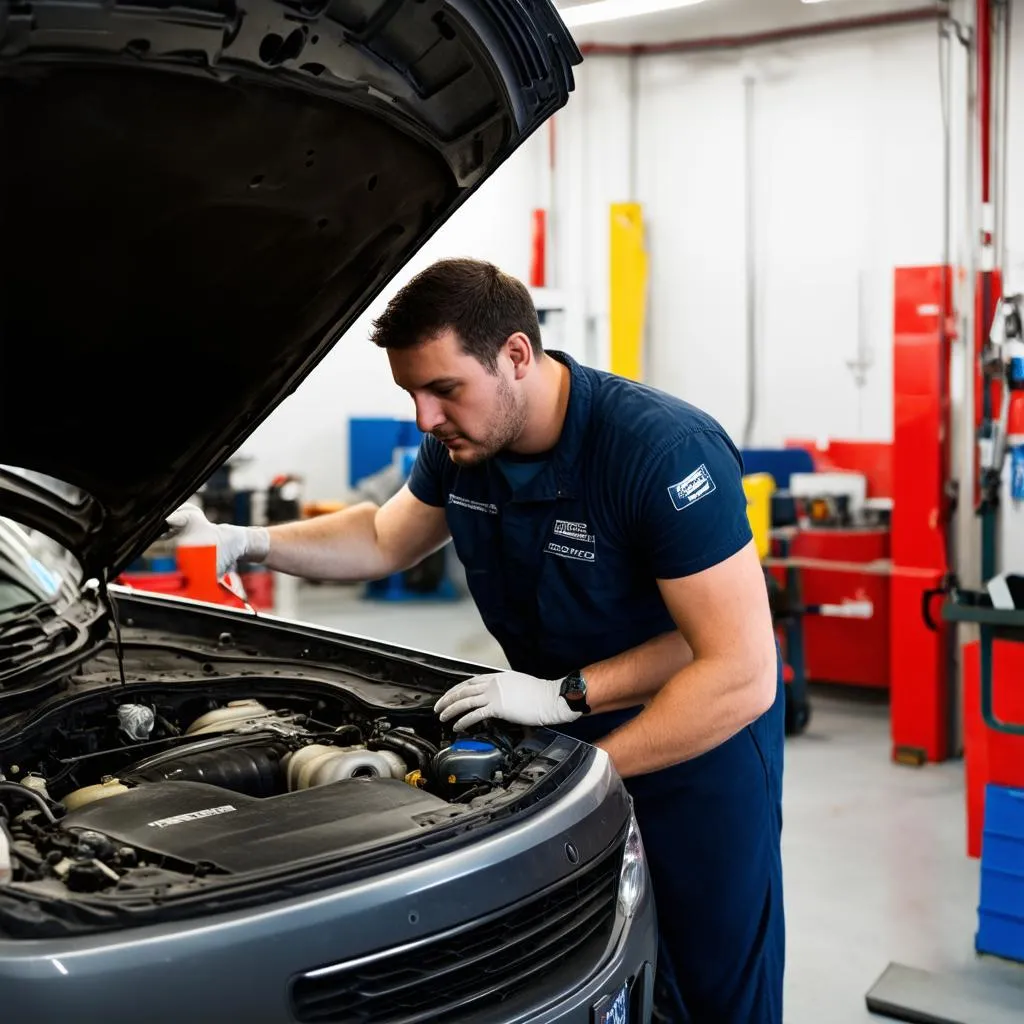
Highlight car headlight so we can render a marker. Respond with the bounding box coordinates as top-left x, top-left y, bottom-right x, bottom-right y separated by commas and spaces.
617, 813, 647, 918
